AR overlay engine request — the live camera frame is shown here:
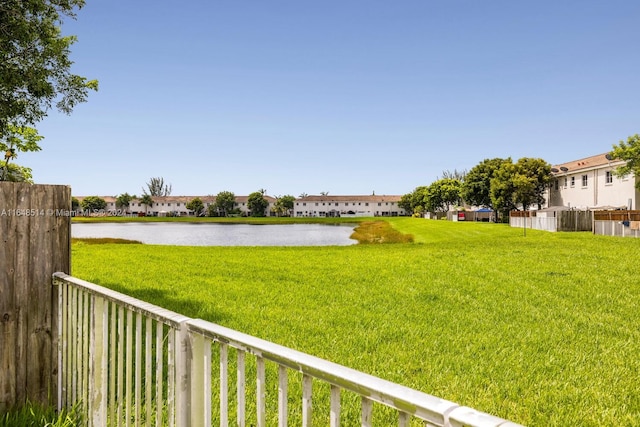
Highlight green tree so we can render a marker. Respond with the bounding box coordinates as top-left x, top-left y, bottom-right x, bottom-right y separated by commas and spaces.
398, 193, 414, 214
71, 197, 80, 211
139, 194, 154, 215
115, 193, 134, 212
440, 169, 467, 181
490, 158, 552, 219
186, 197, 205, 216
399, 186, 429, 215
515, 157, 552, 210
81, 196, 106, 212
0, 0, 98, 135
0, 124, 43, 181
462, 158, 510, 216
425, 179, 462, 212
247, 191, 268, 217
272, 195, 295, 217
213, 191, 236, 217
143, 177, 172, 197
611, 134, 640, 188
0, 162, 34, 182
490, 161, 518, 218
